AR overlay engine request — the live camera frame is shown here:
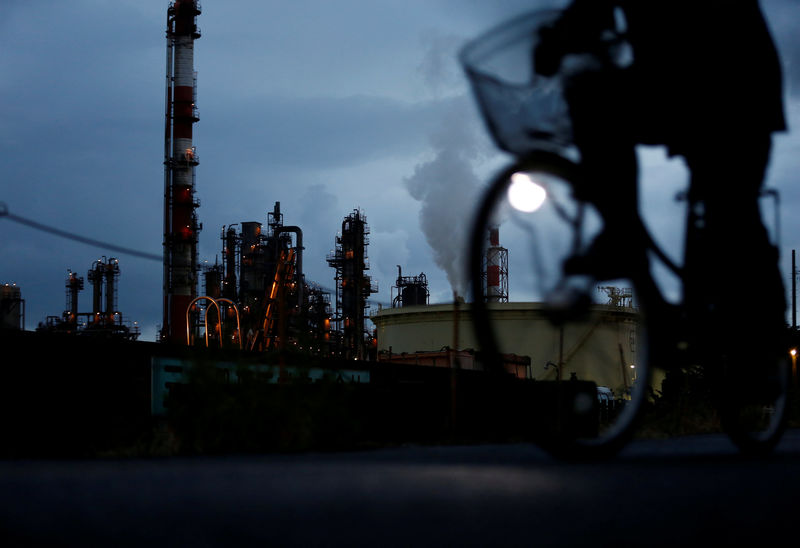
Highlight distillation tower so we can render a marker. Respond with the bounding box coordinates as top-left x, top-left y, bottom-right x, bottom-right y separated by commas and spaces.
37, 258, 139, 340
202, 202, 328, 352
87, 257, 121, 326
327, 209, 378, 359
162, 0, 202, 343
